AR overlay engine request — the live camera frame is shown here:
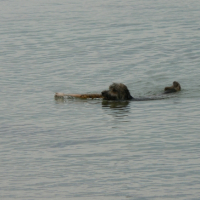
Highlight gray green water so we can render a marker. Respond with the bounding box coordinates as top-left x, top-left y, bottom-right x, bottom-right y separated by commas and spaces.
1, 0, 200, 199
